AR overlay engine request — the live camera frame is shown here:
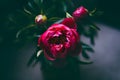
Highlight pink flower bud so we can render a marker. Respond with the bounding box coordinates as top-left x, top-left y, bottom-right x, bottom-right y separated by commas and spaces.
35, 14, 47, 25
72, 6, 88, 20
